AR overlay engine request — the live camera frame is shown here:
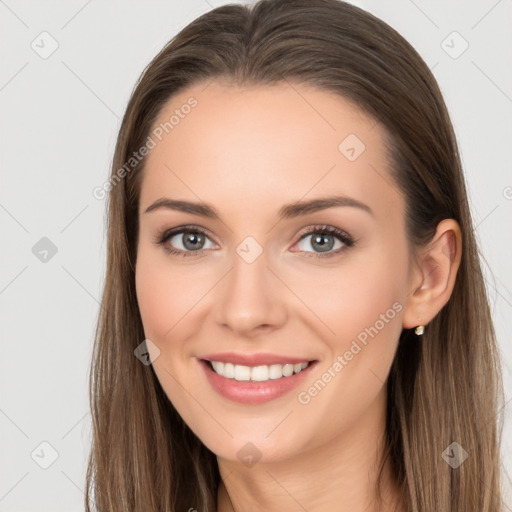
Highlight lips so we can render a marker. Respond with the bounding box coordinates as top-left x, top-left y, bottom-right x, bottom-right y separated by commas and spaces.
197, 353, 318, 404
